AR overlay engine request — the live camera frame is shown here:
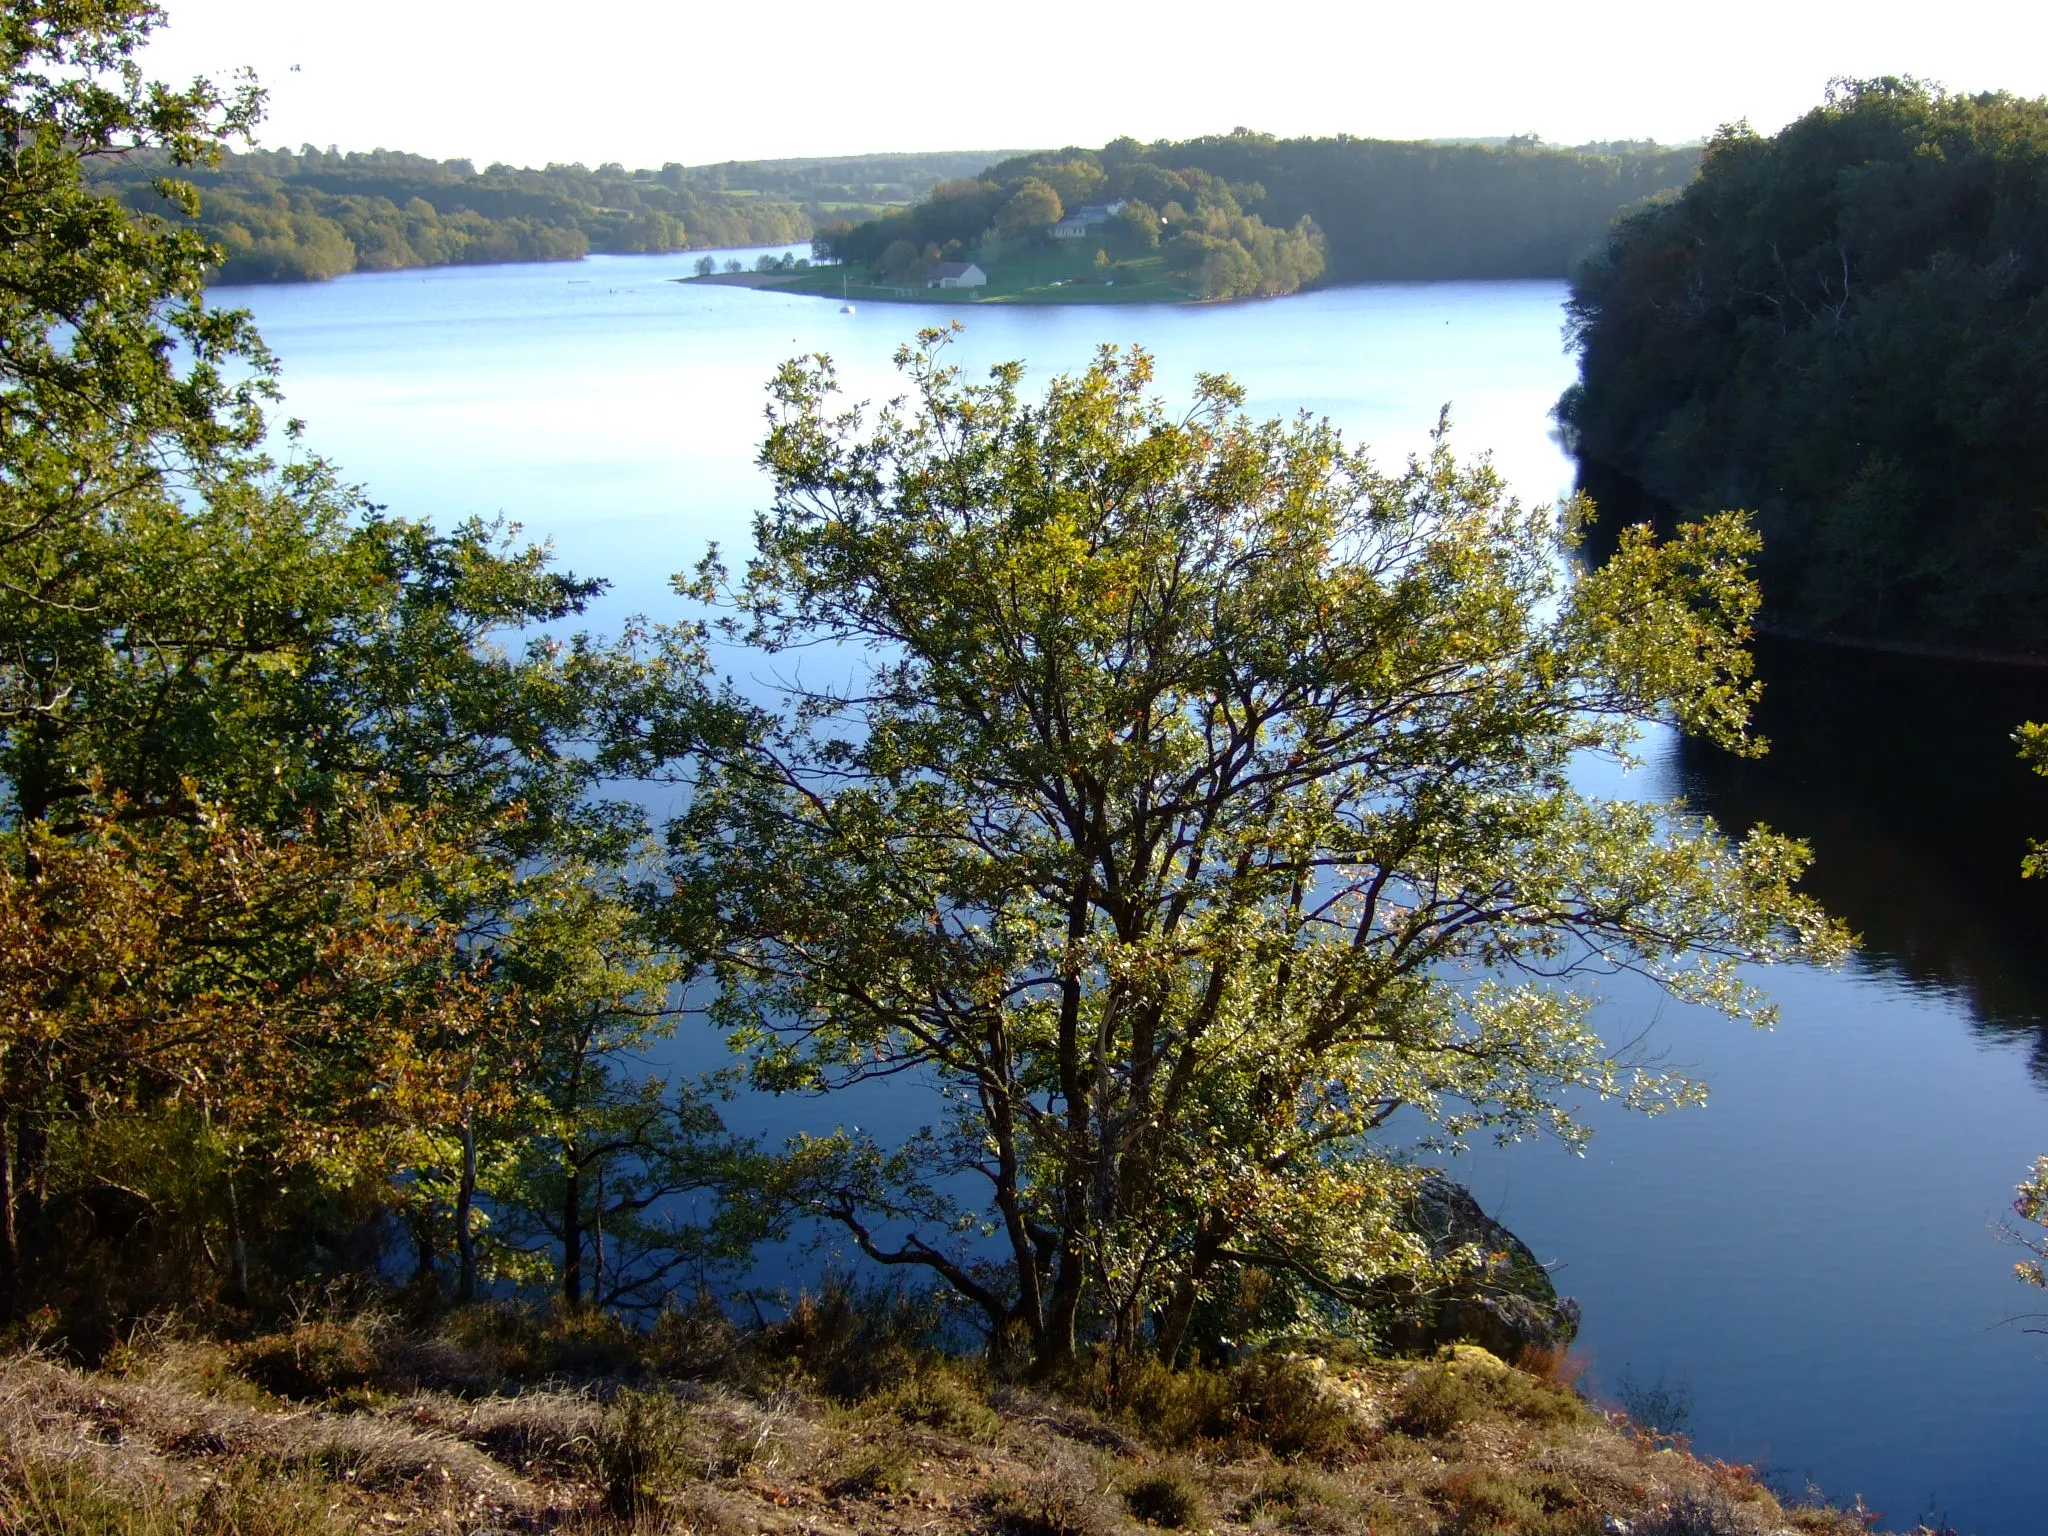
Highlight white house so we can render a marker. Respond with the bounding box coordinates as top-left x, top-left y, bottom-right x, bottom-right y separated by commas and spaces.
927, 261, 988, 289
1049, 200, 1128, 238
